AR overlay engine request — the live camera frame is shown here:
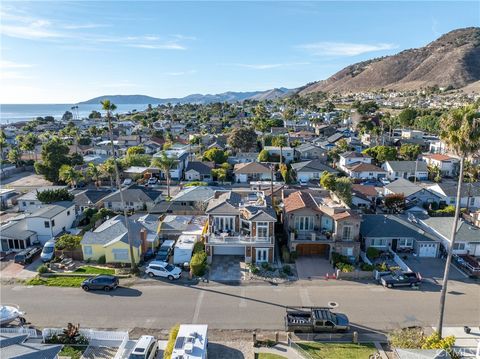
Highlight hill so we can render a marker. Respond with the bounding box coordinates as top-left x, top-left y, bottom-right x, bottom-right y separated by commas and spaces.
300, 27, 480, 94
